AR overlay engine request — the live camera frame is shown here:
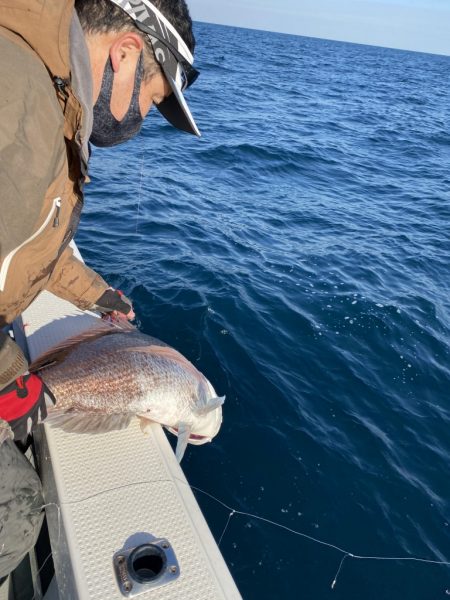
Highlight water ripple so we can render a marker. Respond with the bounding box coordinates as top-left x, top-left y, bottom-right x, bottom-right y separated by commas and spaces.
78, 23, 450, 600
